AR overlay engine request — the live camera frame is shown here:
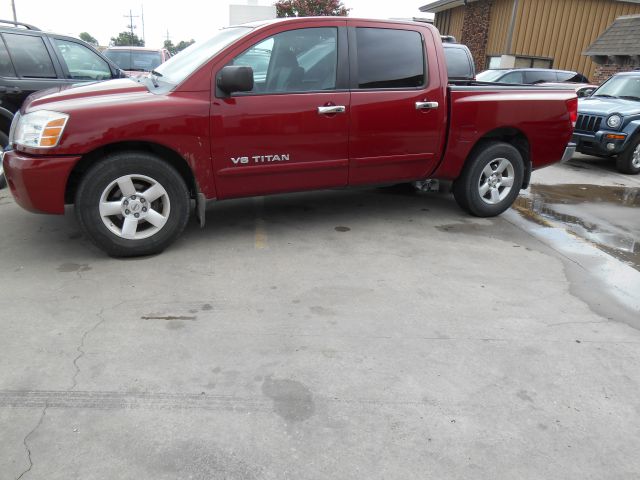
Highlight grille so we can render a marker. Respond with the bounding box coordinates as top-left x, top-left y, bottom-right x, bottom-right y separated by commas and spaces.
575, 114, 602, 132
